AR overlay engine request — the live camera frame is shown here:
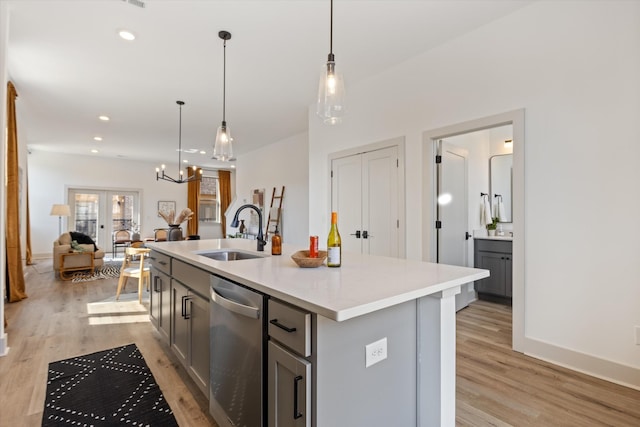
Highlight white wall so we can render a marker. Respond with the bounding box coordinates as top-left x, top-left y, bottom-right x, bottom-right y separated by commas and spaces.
309, 1, 640, 384
230, 132, 309, 246
28, 150, 189, 257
